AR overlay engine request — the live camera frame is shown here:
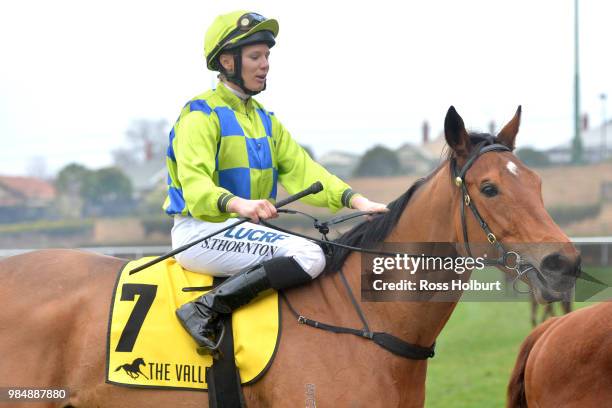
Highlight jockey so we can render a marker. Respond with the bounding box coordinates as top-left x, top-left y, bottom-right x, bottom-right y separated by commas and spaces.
164, 10, 388, 352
